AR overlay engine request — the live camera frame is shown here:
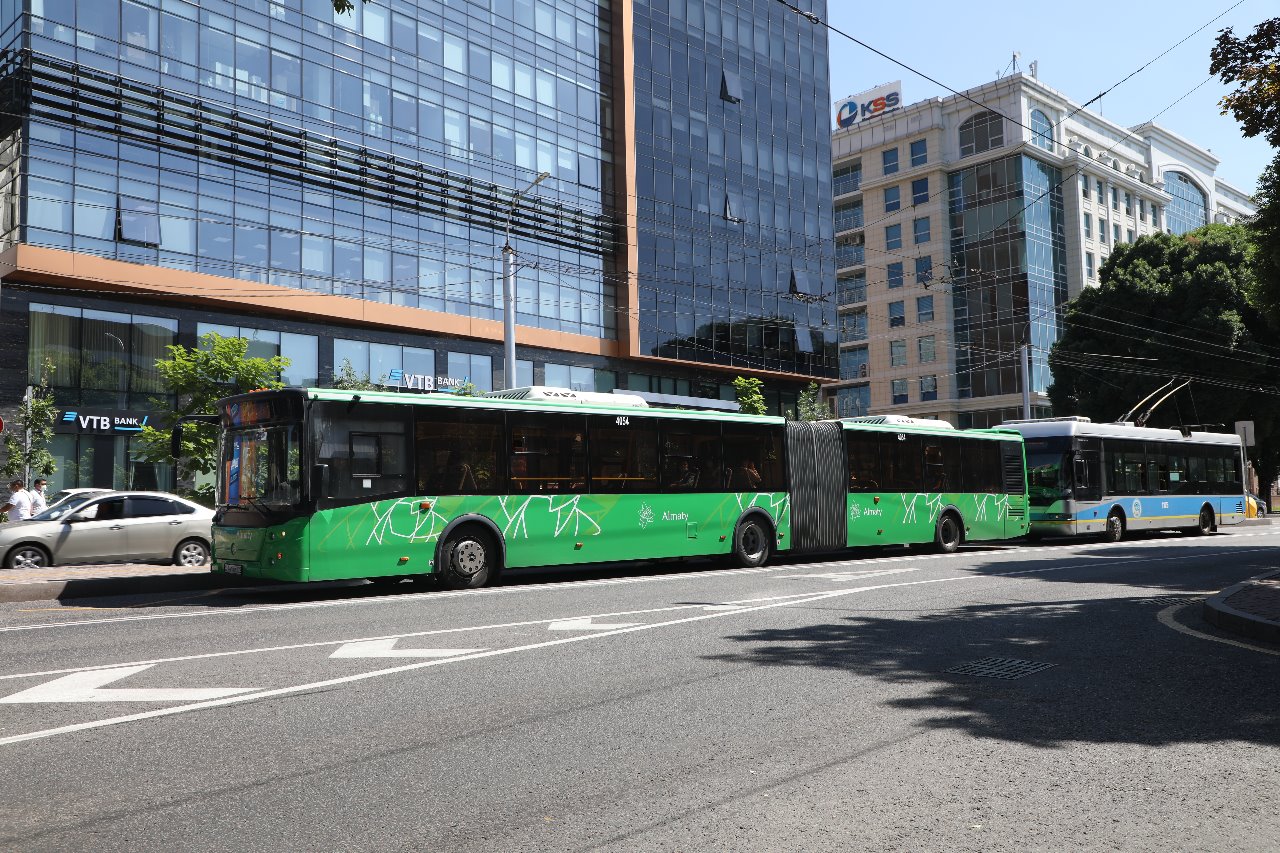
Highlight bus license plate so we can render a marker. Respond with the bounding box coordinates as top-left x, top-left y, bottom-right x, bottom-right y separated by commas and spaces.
223, 563, 243, 575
